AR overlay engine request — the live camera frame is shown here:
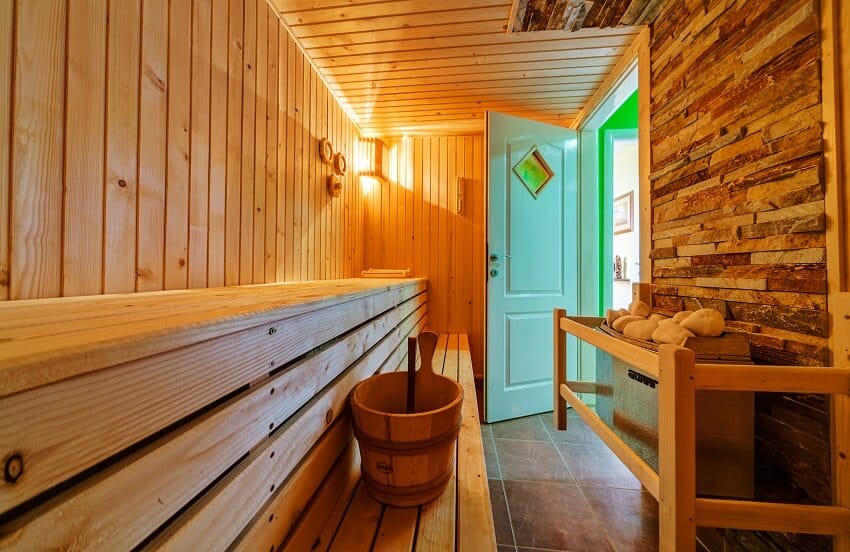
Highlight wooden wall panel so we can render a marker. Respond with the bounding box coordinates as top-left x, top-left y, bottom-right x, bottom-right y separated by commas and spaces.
649, 1, 830, 549
1, 0, 363, 301
104, 0, 141, 294
11, 0, 65, 300
0, 0, 11, 300
64, 0, 105, 297
363, 135, 485, 374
